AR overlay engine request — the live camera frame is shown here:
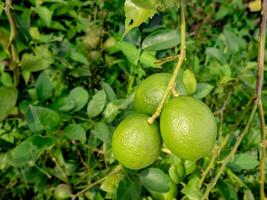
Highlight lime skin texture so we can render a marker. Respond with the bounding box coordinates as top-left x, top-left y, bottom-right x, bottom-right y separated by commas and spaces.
160, 96, 217, 161
112, 113, 162, 170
